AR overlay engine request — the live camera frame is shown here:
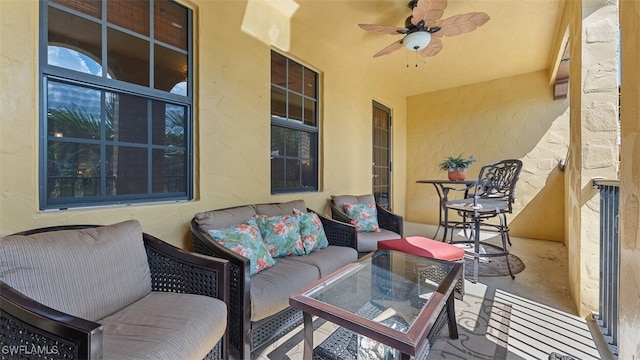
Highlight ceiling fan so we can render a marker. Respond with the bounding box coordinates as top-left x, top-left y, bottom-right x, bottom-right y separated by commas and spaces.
359, 0, 490, 58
